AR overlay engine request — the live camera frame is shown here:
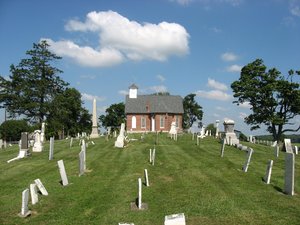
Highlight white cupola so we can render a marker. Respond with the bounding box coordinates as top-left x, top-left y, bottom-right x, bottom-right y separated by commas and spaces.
129, 84, 138, 99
